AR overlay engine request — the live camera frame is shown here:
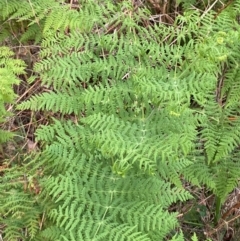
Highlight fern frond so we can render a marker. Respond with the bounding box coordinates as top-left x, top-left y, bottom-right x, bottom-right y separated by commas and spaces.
0, 168, 42, 241
14, 0, 240, 238
40, 158, 190, 241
